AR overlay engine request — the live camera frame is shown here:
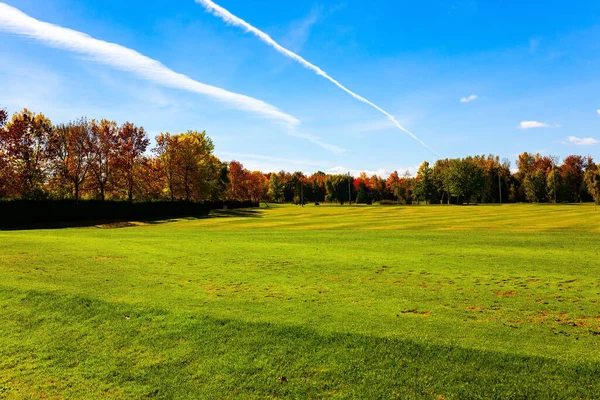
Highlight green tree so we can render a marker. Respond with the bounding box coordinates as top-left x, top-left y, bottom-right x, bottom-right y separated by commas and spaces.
524, 169, 547, 202
448, 158, 485, 204
584, 161, 600, 205
268, 172, 284, 203
326, 174, 352, 205
413, 161, 435, 204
